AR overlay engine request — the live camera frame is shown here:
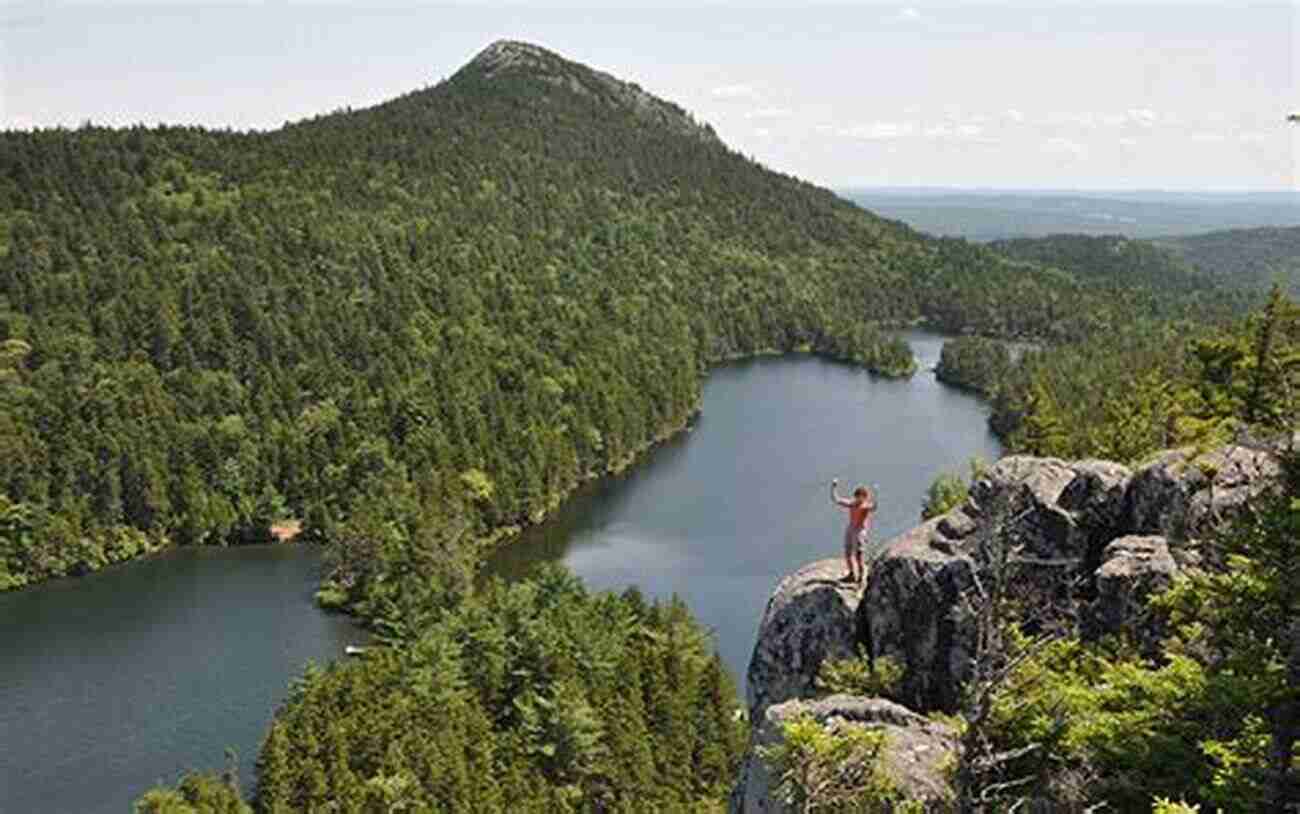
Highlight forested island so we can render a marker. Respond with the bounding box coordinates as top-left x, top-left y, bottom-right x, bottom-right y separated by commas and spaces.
4, 39, 1298, 812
